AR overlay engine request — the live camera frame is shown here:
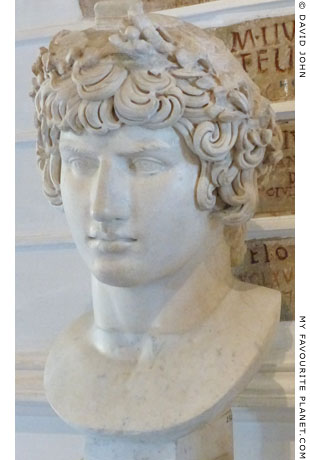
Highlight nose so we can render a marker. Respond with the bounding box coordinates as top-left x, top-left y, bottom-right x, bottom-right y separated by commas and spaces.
90, 157, 130, 222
